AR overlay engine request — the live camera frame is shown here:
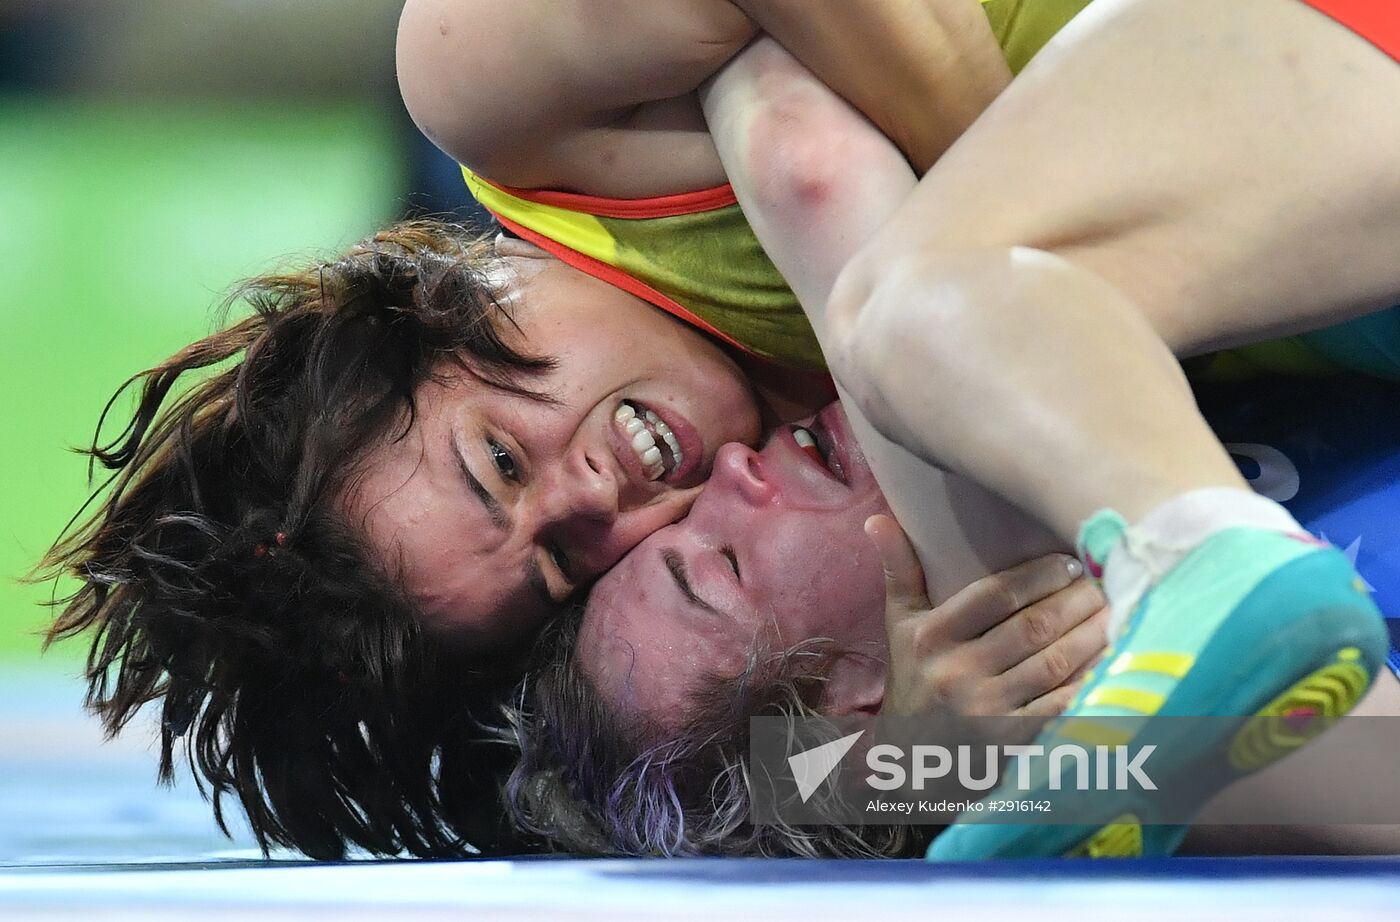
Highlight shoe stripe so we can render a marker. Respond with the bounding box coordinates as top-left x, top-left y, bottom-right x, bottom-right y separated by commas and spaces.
1083, 686, 1165, 715
1107, 651, 1195, 679
1054, 719, 1134, 748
